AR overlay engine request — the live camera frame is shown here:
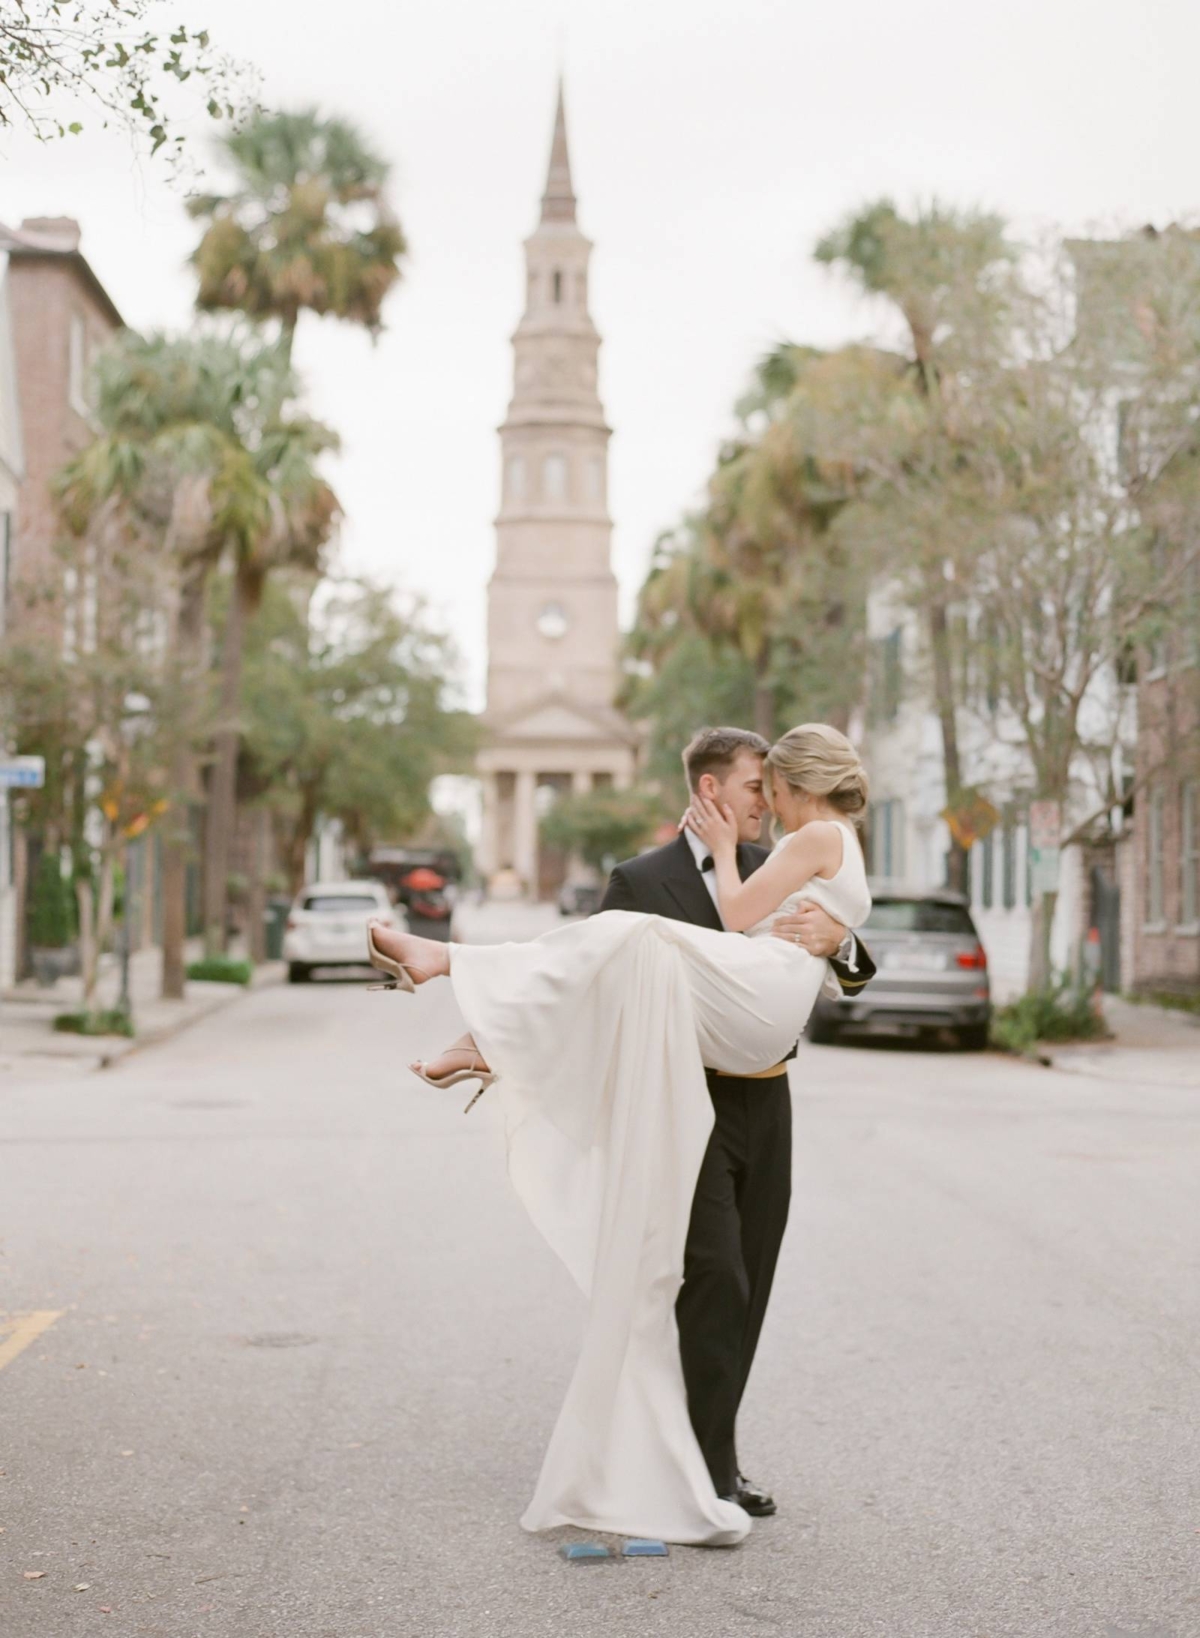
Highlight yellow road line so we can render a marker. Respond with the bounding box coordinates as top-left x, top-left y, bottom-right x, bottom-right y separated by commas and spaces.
0, 1311, 64, 1373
